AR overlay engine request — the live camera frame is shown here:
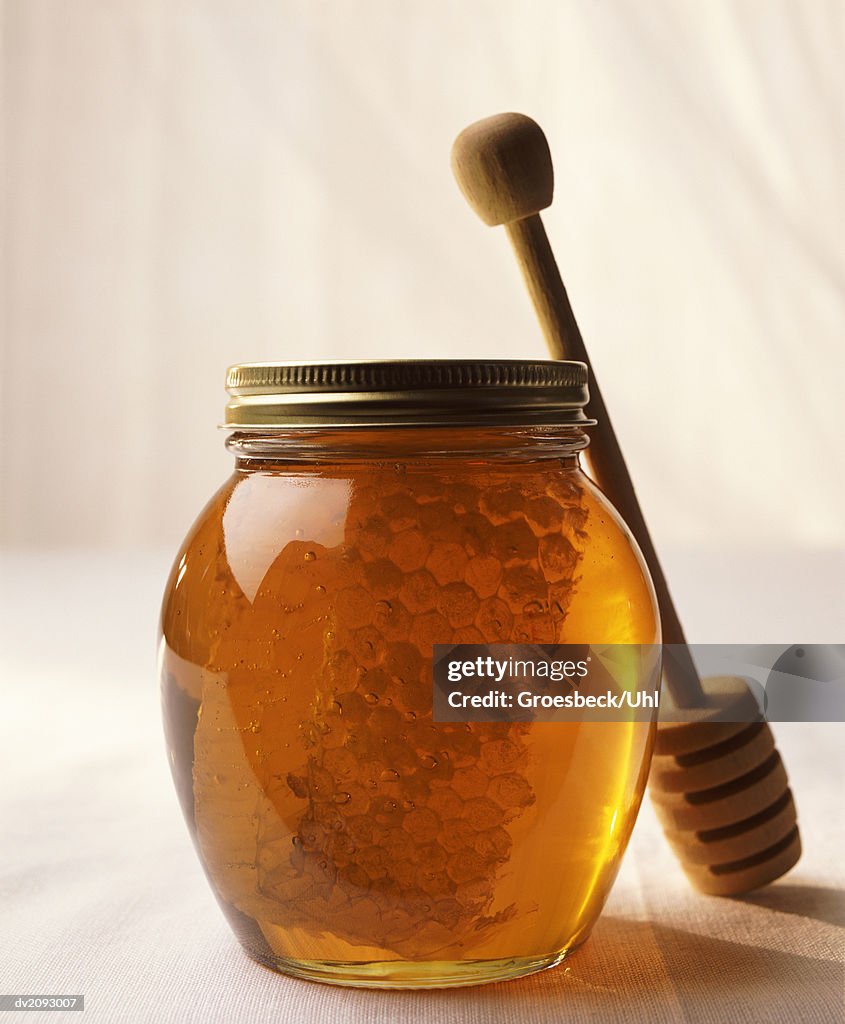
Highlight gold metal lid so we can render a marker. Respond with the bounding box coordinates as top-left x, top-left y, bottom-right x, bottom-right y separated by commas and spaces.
224, 359, 592, 428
